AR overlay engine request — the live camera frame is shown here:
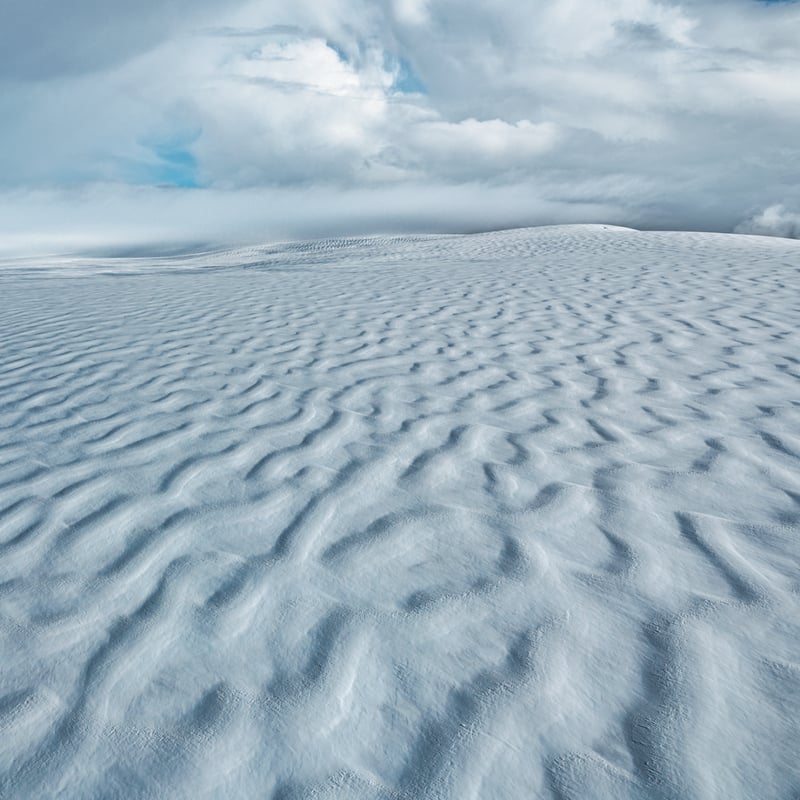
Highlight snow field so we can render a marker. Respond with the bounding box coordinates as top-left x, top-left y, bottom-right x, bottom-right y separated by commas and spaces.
0, 226, 799, 798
